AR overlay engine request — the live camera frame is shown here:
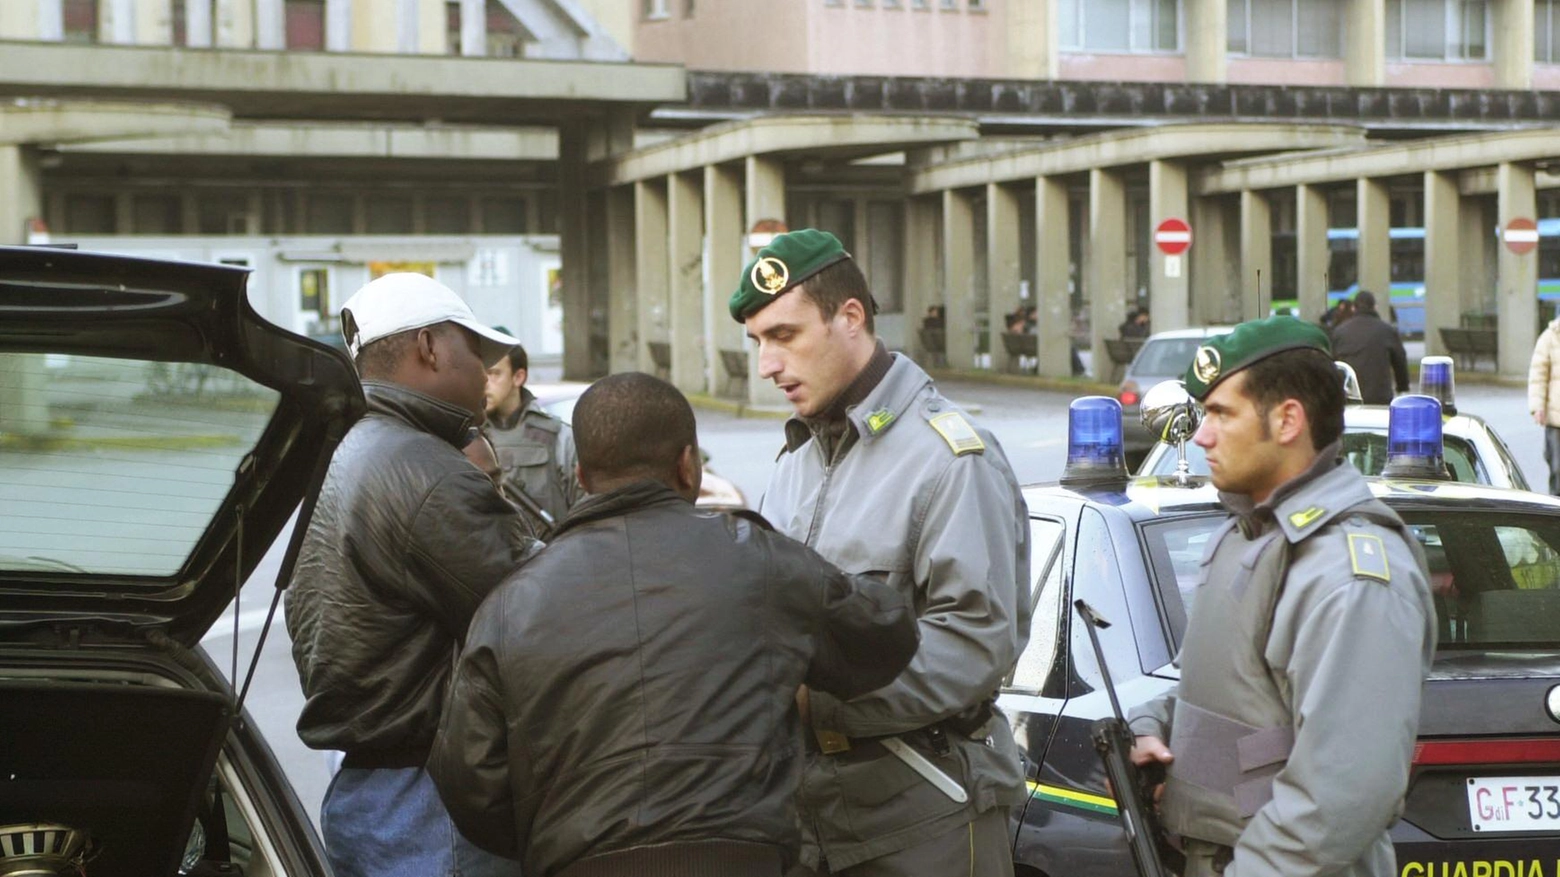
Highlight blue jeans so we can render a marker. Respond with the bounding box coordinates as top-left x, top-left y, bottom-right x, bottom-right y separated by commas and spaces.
321, 766, 523, 877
